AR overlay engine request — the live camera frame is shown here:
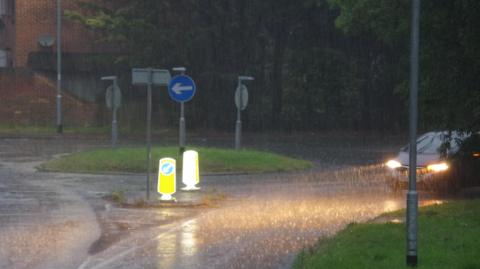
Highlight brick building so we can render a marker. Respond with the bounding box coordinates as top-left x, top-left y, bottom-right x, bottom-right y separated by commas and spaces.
0, 0, 102, 68
0, 0, 108, 126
